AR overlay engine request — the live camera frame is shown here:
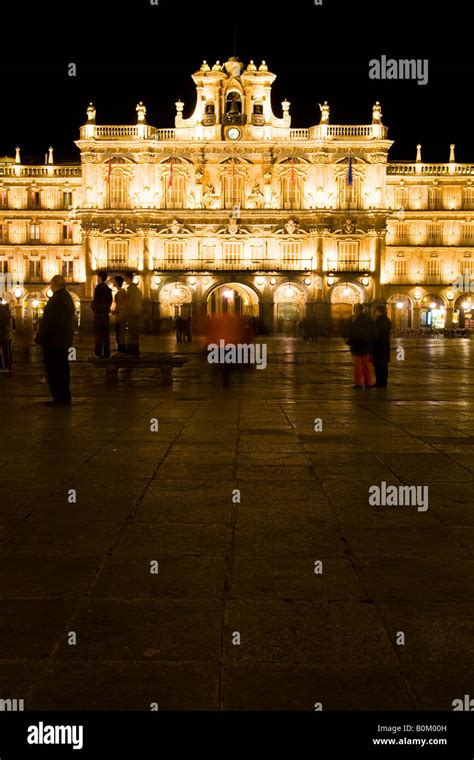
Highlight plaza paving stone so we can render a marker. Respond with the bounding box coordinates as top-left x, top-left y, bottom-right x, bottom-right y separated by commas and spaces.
1, 334, 474, 710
